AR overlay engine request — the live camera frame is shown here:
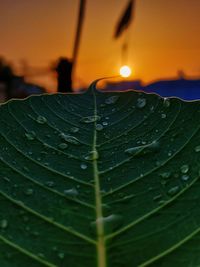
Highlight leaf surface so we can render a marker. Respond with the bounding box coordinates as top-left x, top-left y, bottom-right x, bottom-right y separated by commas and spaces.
1, 83, 200, 266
